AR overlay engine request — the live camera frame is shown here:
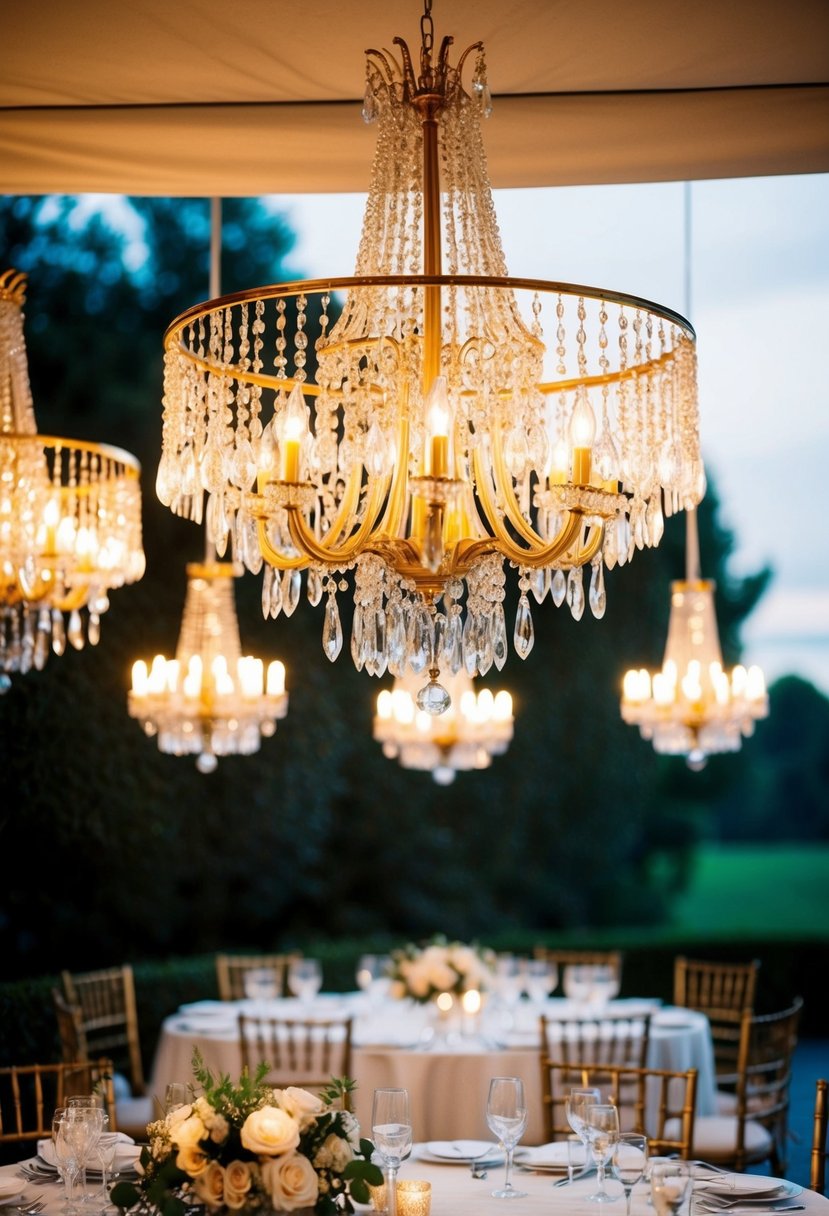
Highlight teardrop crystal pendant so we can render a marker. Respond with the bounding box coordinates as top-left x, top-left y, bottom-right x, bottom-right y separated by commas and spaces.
513, 594, 535, 659
306, 566, 323, 607
322, 590, 343, 661
551, 568, 567, 607
67, 608, 84, 651
589, 561, 607, 619
281, 568, 301, 617
567, 566, 585, 621
416, 675, 451, 716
